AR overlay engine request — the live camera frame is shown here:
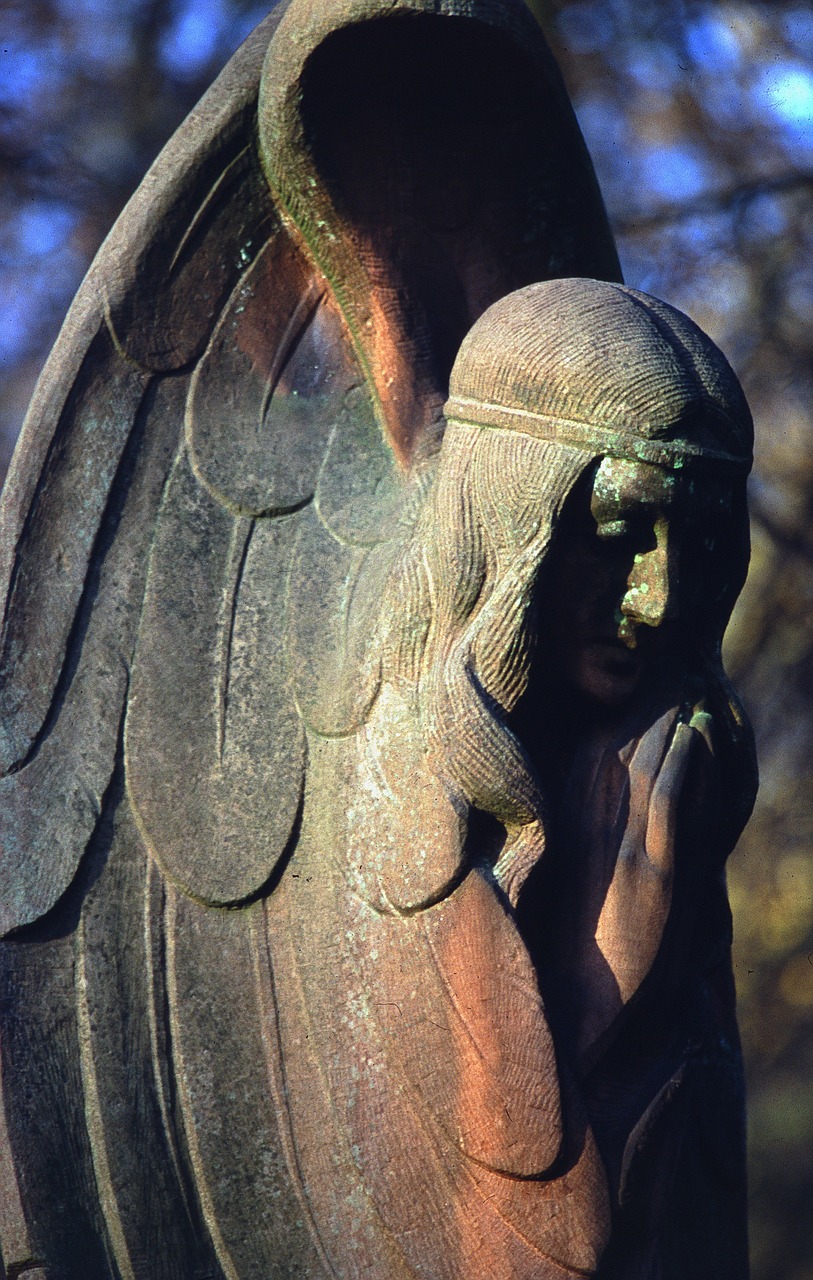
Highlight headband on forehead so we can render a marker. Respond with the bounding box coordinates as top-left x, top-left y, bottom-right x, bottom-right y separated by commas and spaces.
444, 396, 751, 472
445, 278, 754, 474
